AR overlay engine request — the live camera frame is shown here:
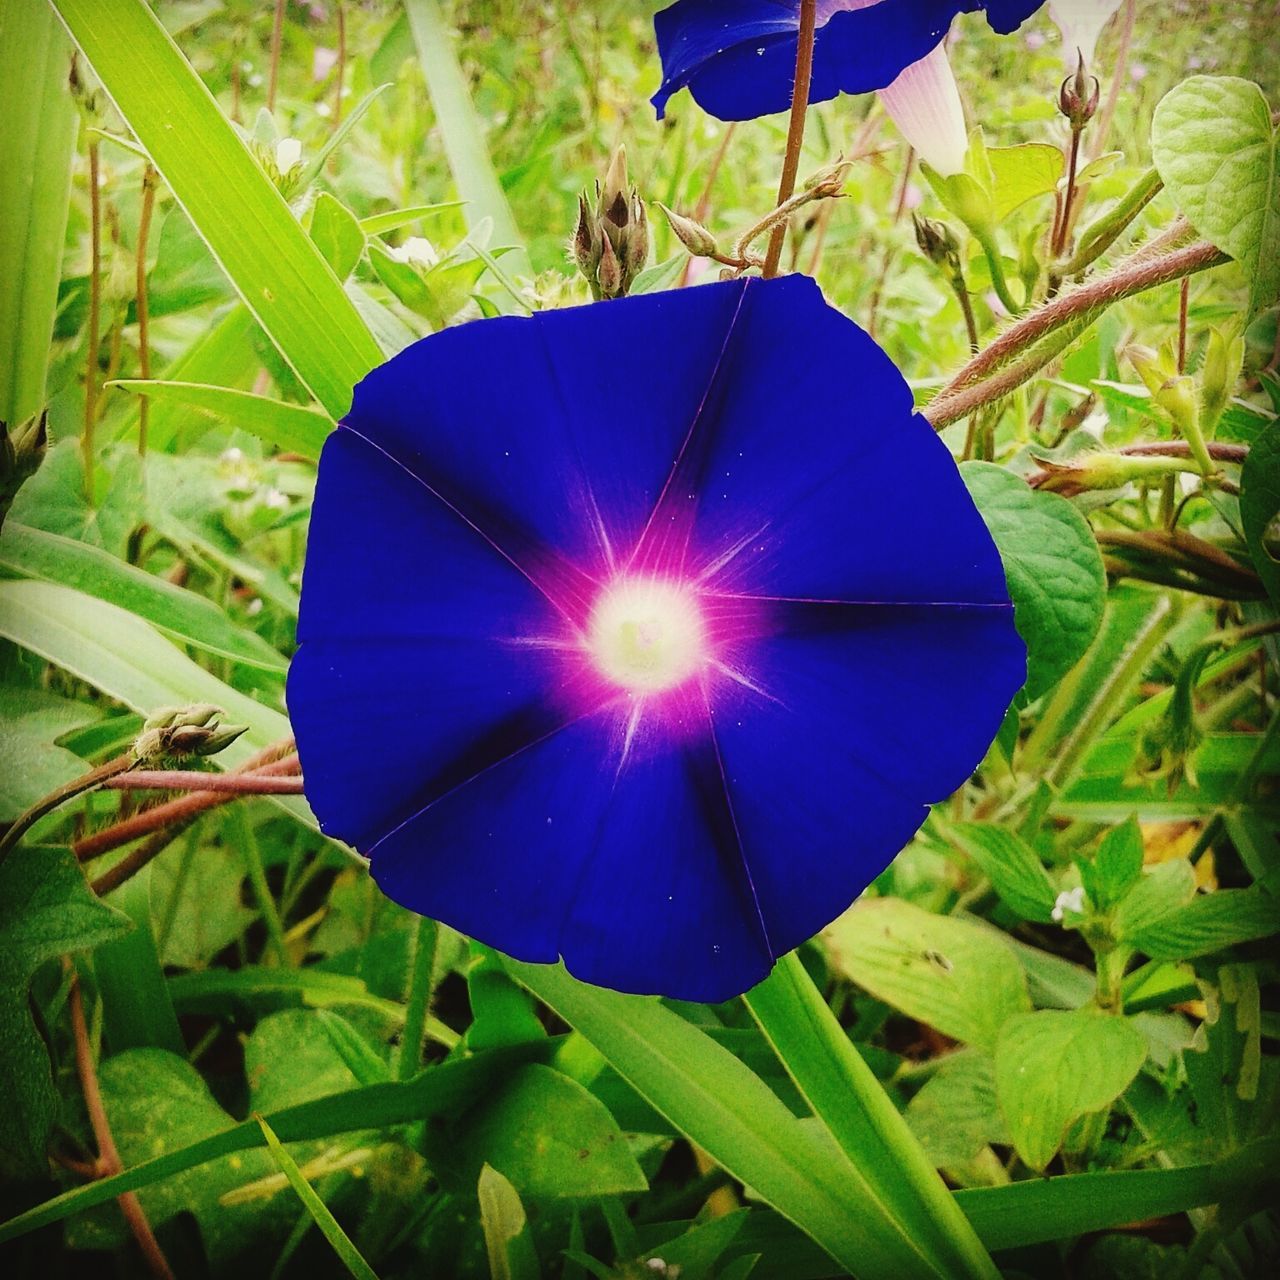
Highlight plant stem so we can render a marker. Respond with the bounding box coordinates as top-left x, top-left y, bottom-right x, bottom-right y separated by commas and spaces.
974, 227, 1022, 316
267, 0, 285, 112
134, 164, 157, 454
66, 962, 176, 1279
1053, 126, 1083, 260
1178, 277, 1189, 373
744, 953, 1000, 1280
104, 769, 304, 794
84, 136, 102, 504
332, 2, 346, 129
396, 915, 440, 1080
90, 818, 198, 898
762, 0, 816, 279
0, 752, 135, 864
230, 805, 290, 966
1062, 166, 1163, 277
925, 238, 1226, 429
